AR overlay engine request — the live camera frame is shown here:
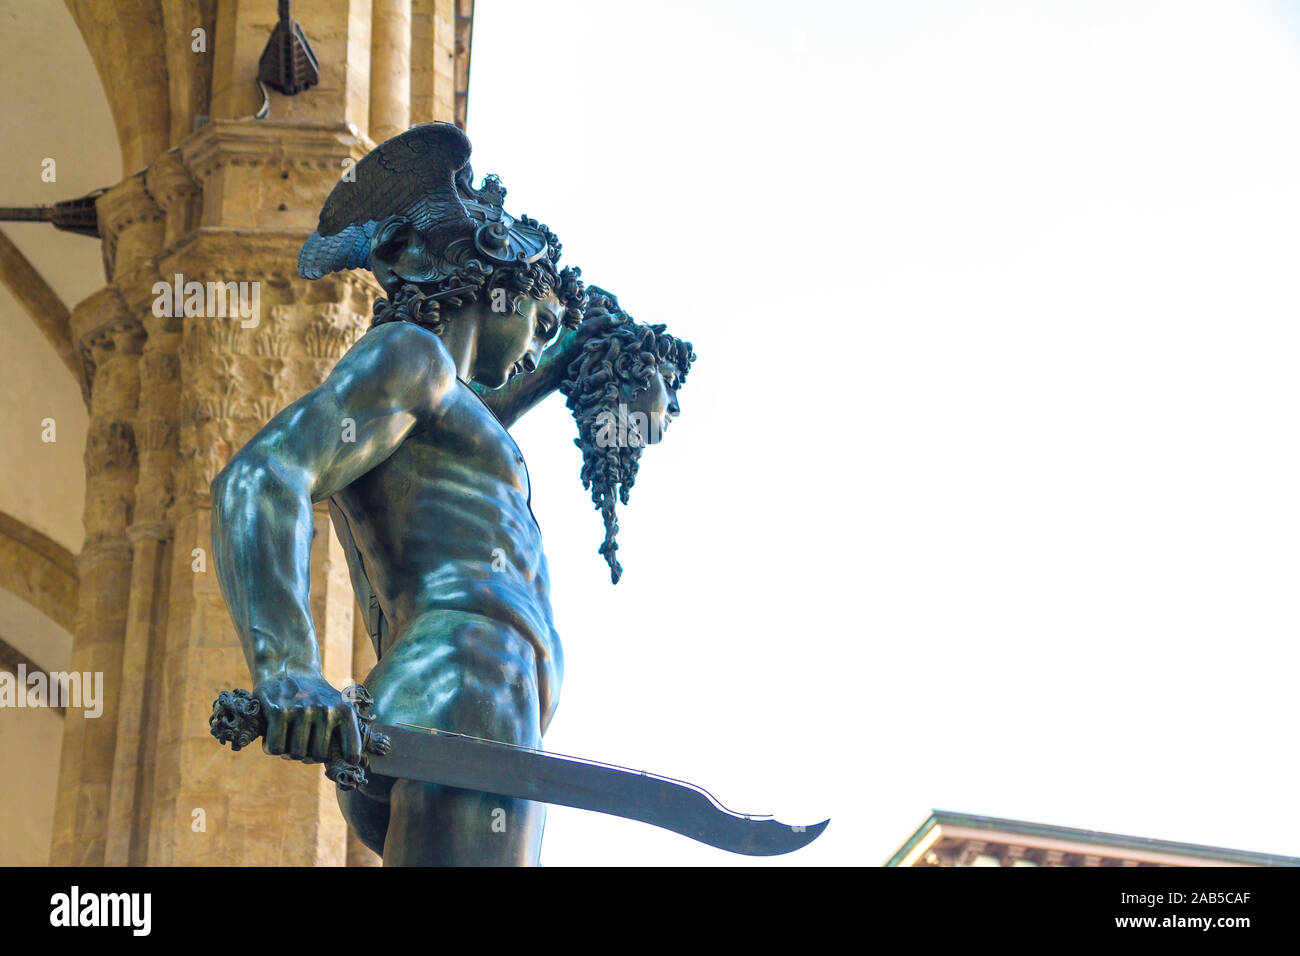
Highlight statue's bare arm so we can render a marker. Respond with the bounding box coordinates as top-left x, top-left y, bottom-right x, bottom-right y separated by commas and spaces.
210, 321, 456, 764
